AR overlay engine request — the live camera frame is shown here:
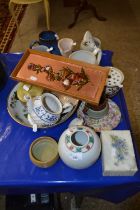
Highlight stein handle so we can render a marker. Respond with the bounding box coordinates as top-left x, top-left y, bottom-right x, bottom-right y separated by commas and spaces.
92, 48, 102, 65
96, 50, 102, 65
47, 47, 53, 52
29, 40, 40, 49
